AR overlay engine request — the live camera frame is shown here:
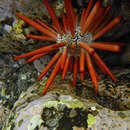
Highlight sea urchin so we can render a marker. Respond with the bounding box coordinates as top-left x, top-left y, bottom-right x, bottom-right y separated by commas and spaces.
14, 0, 125, 95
